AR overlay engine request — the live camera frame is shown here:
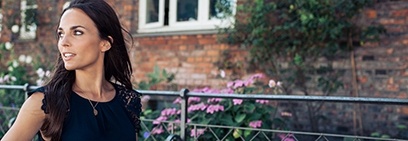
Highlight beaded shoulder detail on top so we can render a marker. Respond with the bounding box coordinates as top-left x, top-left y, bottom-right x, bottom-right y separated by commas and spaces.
27, 87, 49, 114
114, 84, 143, 133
